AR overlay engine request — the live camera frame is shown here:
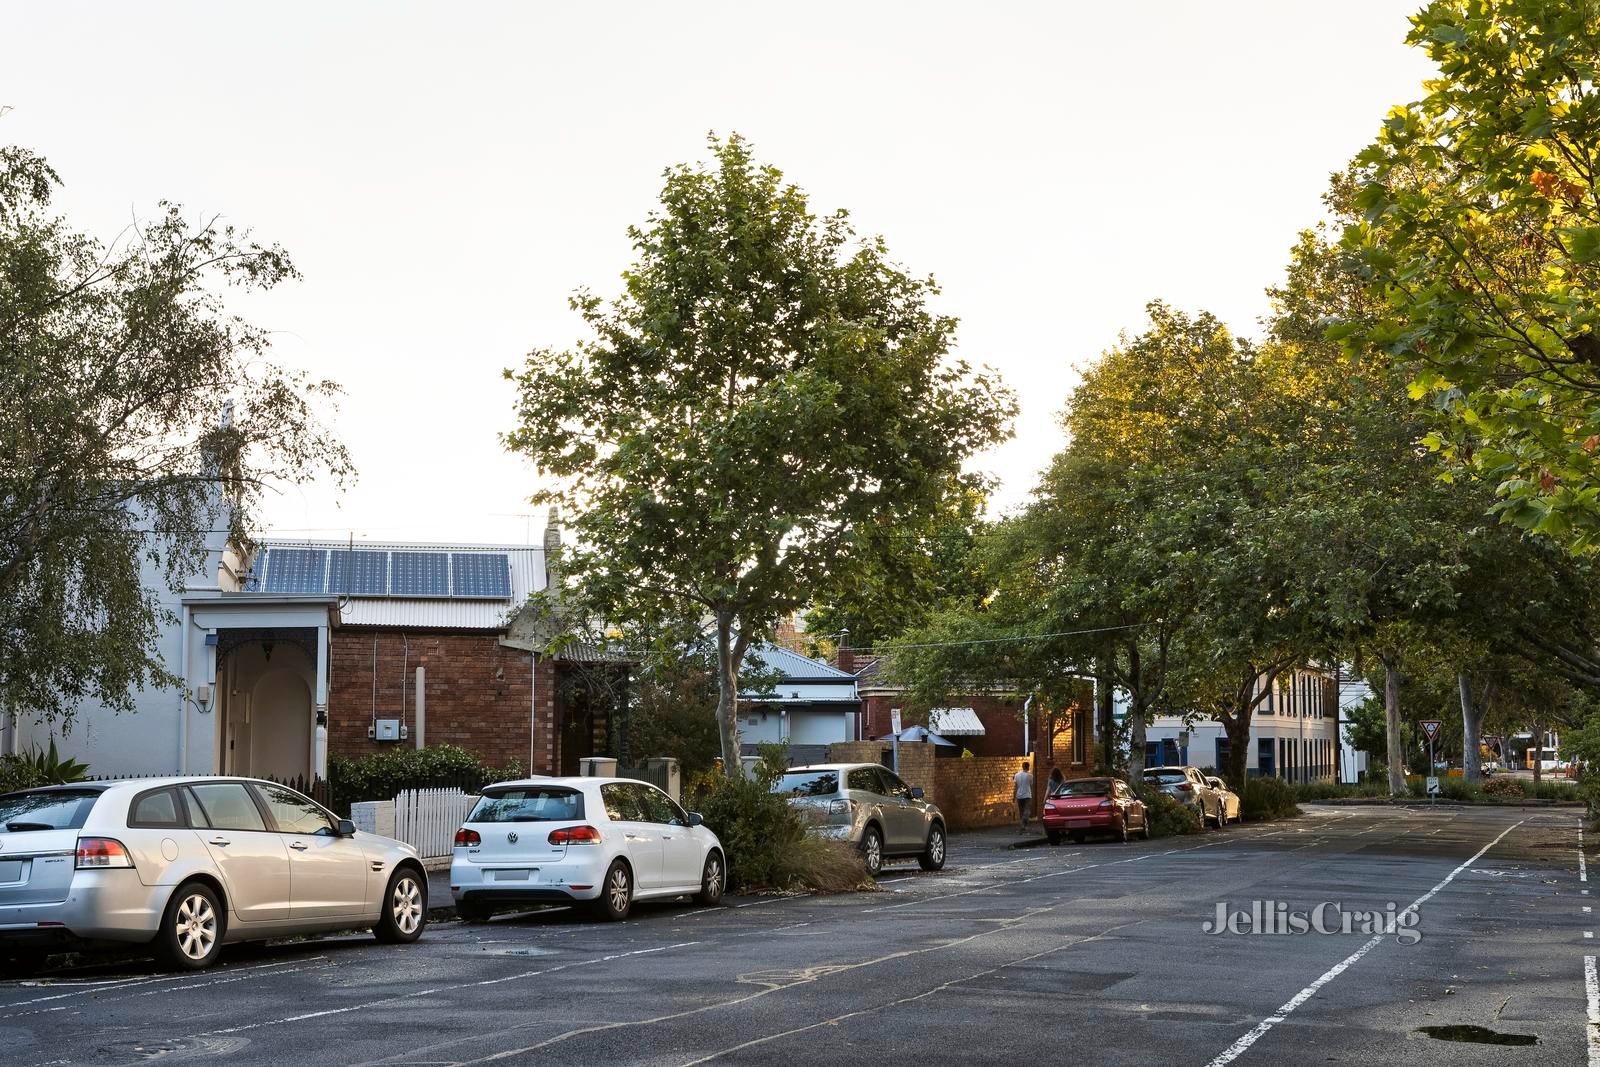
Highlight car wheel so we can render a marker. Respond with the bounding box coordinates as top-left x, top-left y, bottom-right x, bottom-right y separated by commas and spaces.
919, 824, 947, 871
1141, 810, 1152, 839
158, 881, 224, 970
1046, 829, 1064, 846
1117, 816, 1129, 844
1217, 804, 1228, 828
860, 825, 884, 876
375, 868, 427, 943
458, 901, 493, 924
592, 859, 633, 921
695, 852, 725, 905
